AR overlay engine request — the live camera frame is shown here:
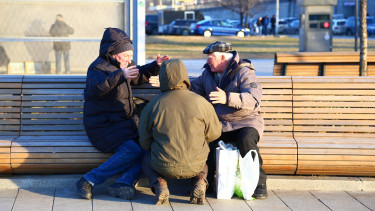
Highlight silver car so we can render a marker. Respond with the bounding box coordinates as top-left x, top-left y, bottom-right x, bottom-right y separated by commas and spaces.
332, 19, 346, 35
